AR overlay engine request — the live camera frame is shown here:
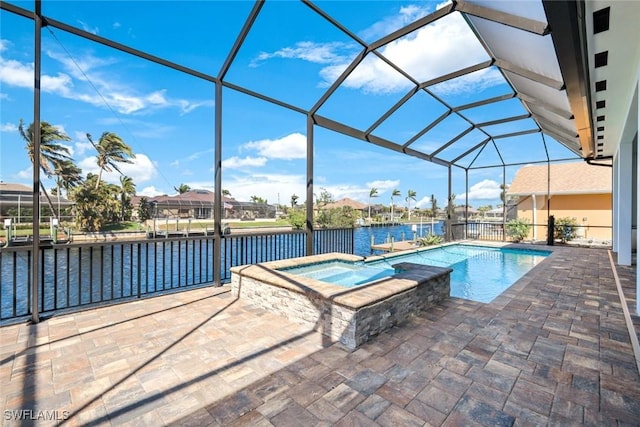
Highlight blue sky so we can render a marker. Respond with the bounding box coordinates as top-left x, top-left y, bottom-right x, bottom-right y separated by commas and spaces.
0, 0, 579, 210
